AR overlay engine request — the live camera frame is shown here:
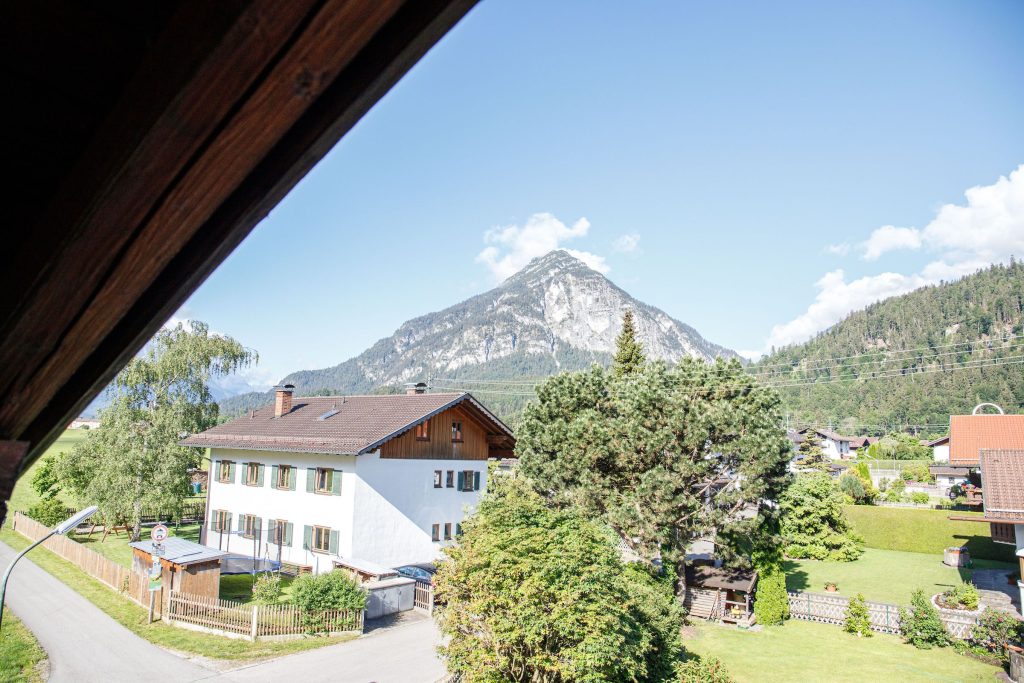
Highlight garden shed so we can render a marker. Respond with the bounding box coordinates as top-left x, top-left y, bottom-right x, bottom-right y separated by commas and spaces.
130, 537, 228, 599
684, 565, 758, 627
